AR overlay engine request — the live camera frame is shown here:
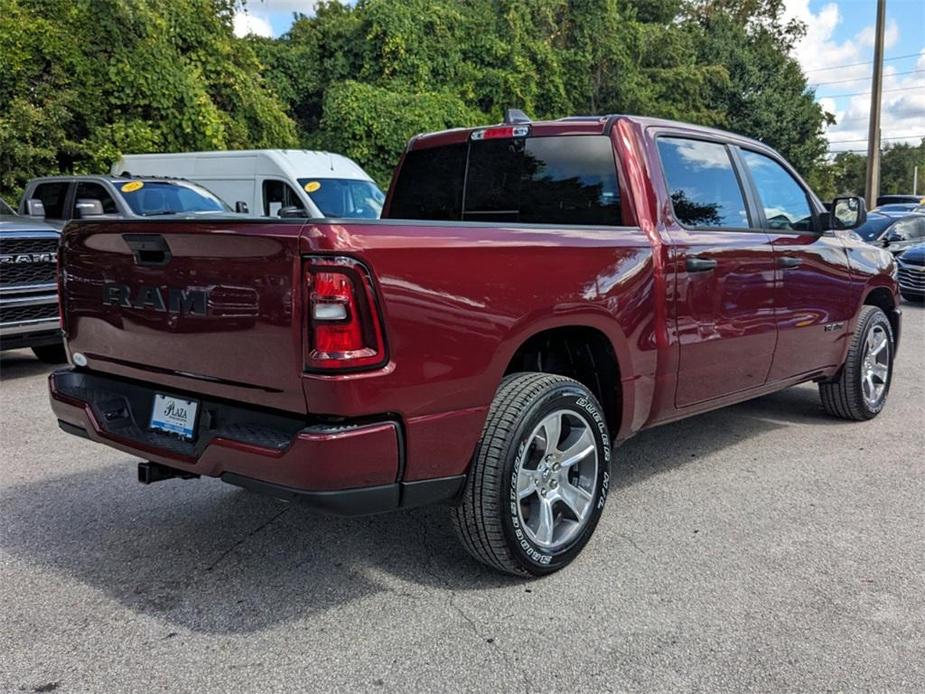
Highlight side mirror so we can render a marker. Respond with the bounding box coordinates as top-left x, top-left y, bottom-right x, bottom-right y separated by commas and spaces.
74, 198, 105, 218
278, 205, 307, 218
26, 199, 46, 219
235, 201, 249, 214
830, 196, 867, 230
